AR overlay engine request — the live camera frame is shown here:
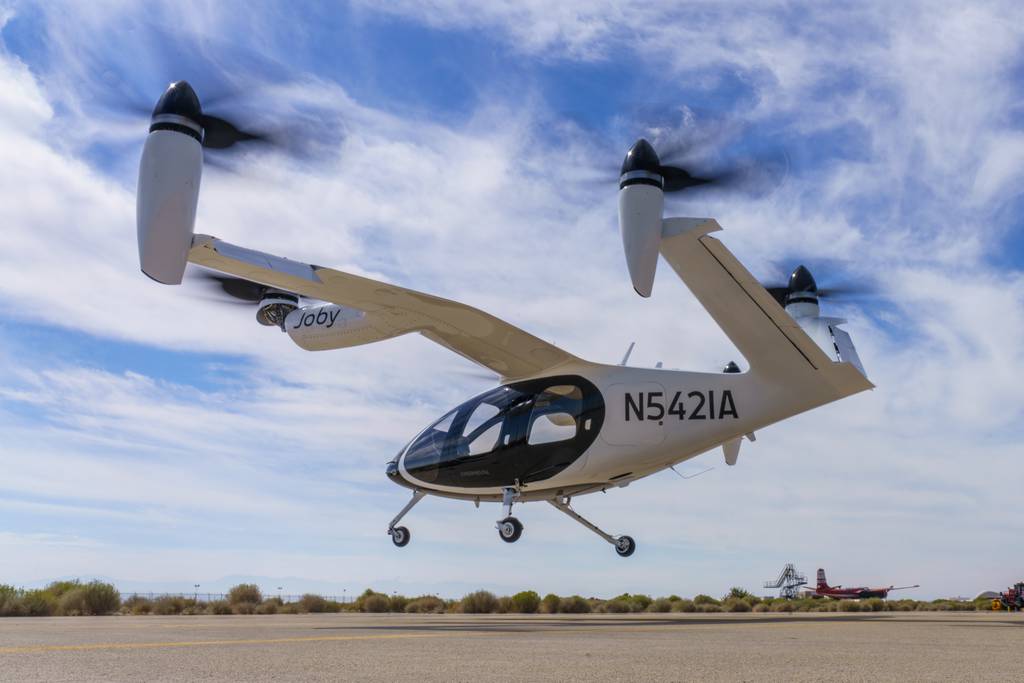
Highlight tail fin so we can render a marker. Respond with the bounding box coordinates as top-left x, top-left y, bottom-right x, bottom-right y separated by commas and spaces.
817, 568, 829, 590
